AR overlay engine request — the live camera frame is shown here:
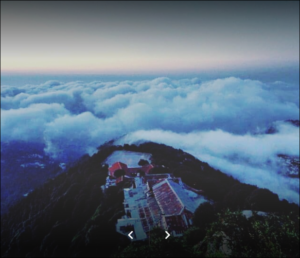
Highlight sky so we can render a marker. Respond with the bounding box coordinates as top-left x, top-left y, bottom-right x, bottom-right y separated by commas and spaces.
1, 1, 299, 75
